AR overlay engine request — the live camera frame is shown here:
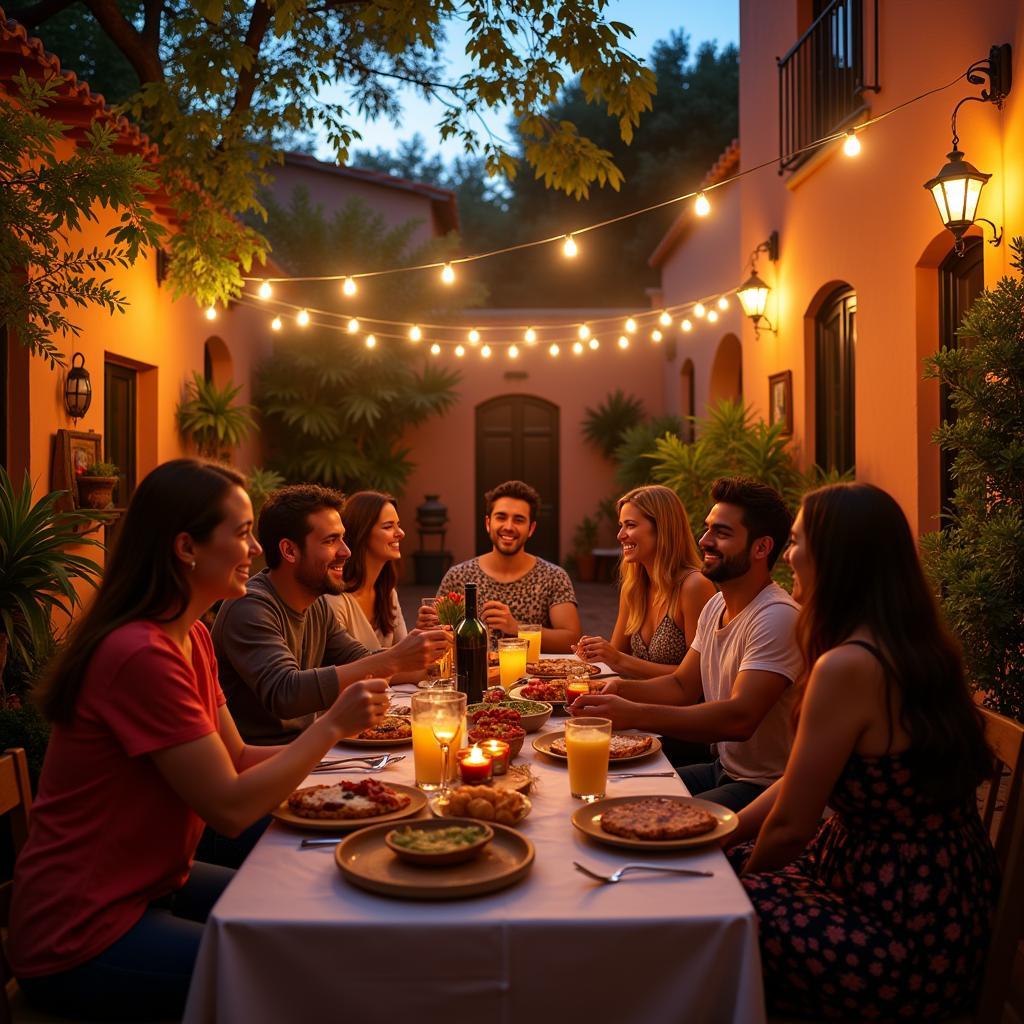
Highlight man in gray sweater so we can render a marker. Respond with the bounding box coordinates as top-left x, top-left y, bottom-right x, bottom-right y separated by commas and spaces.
213, 484, 450, 744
